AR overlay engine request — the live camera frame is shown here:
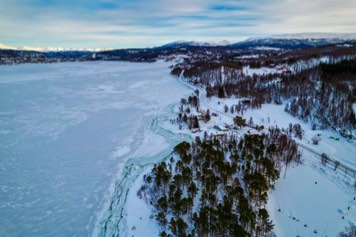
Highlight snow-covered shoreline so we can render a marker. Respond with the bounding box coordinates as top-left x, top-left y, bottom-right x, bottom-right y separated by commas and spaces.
121, 74, 356, 236
93, 106, 193, 237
